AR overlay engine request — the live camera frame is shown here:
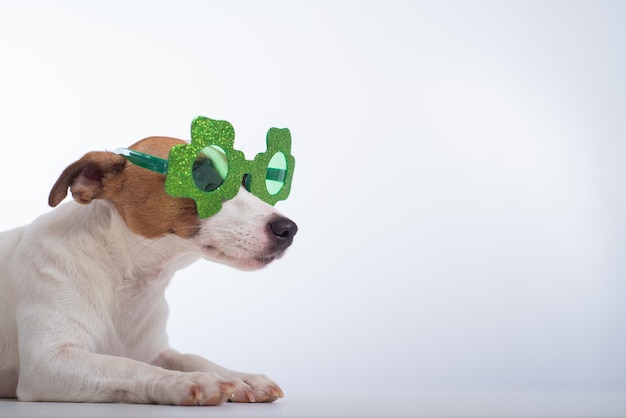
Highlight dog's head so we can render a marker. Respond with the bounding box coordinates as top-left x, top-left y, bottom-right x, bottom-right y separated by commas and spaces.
48, 136, 297, 271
